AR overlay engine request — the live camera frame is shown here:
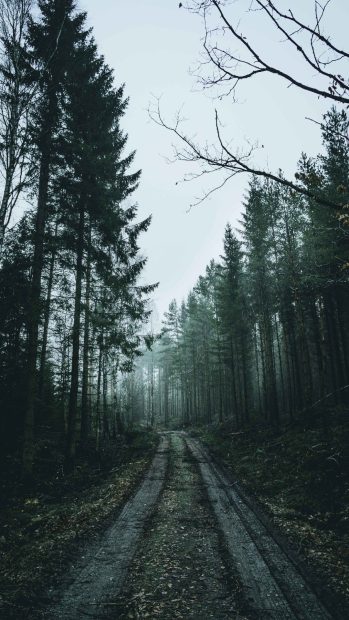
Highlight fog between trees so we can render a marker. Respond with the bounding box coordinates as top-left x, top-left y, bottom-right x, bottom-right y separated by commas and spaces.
0, 1, 348, 475
129, 109, 349, 430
